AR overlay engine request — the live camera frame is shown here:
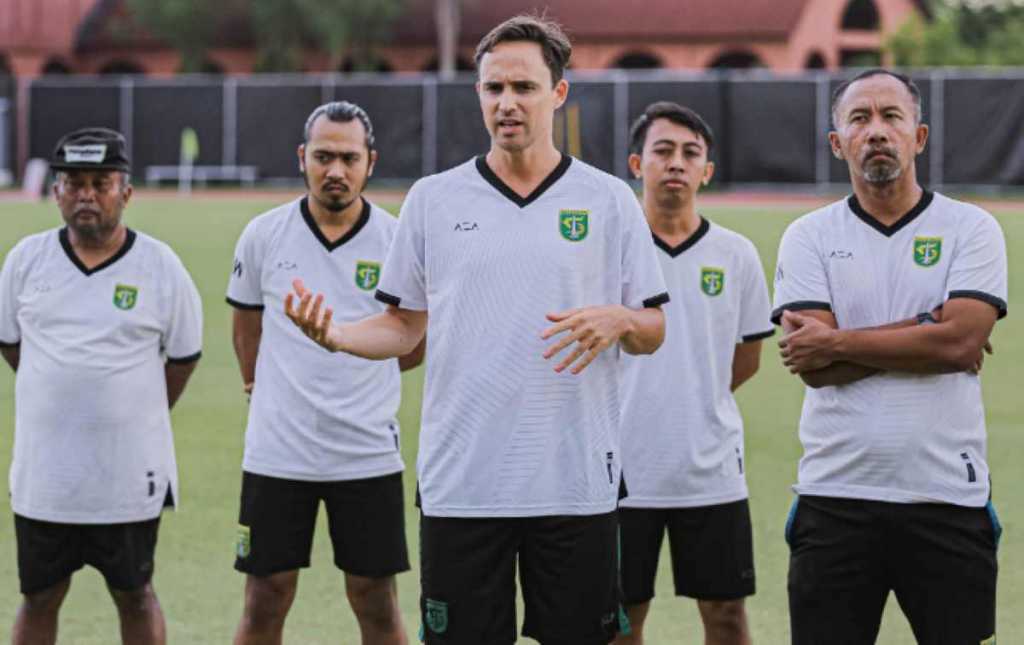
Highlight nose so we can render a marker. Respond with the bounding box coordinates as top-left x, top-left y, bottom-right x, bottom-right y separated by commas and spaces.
497, 88, 516, 113
668, 149, 686, 171
325, 159, 345, 179
866, 118, 890, 145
